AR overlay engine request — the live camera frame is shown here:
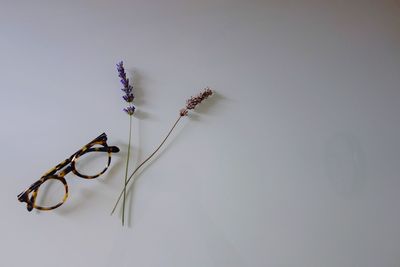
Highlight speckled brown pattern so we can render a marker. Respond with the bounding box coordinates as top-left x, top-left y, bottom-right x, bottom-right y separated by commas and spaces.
17, 133, 120, 212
